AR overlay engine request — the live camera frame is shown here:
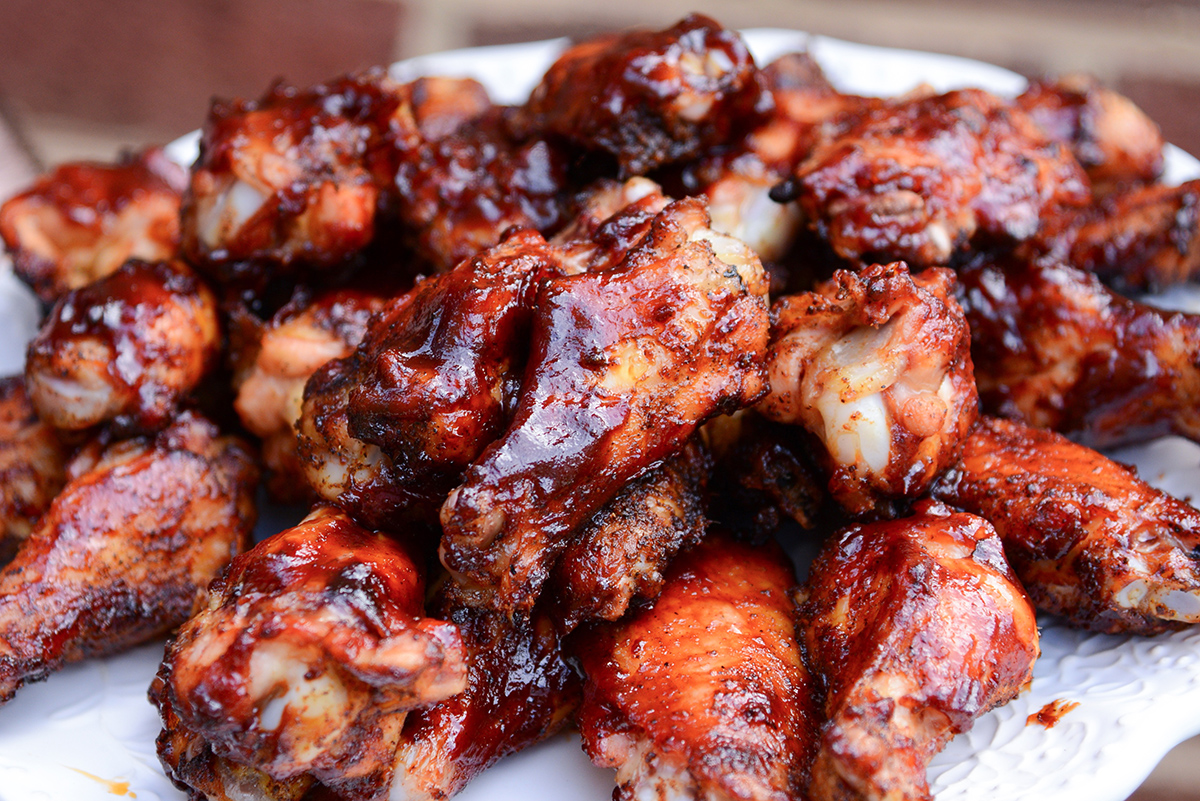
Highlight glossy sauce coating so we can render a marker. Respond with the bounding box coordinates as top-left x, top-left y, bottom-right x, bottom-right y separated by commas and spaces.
933, 416, 1200, 633
25, 259, 220, 433
389, 593, 580, 801
575, 533, 813, 801
786, 88, 1090, 267
760, 262, 977, 515
0, 411, 257, 705
156, 506, 466, 801
799, 500, 1039, 801
959, 255, 1200, 448
182, 72, 411, 287
439, 199, 769, 611
518, 14, 772, 176
0, 148, 185, 302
